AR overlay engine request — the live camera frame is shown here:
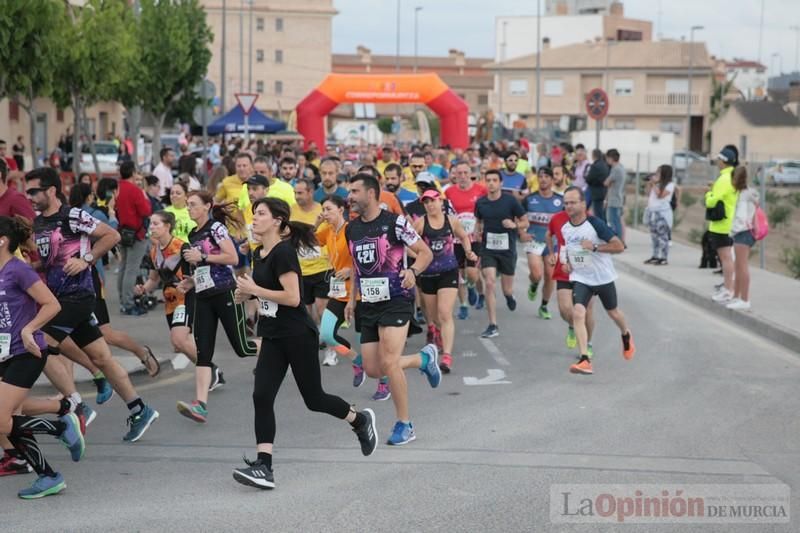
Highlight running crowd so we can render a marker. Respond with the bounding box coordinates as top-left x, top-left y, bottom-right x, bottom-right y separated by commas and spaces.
0, 138, 636, 497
